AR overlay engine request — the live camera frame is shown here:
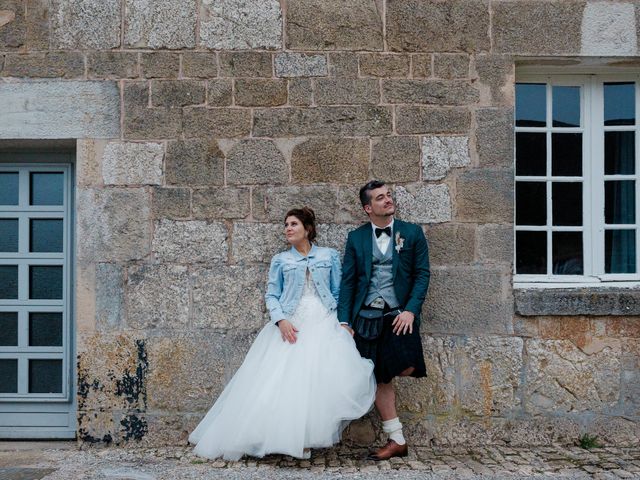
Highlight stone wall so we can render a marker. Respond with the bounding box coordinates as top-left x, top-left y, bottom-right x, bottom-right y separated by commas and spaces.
1, 0, 639, 446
